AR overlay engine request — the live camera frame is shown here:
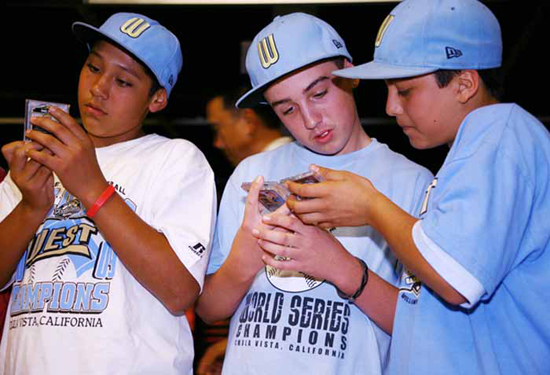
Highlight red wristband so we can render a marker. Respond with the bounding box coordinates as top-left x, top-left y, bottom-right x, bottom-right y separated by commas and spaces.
87, 185, 116, 218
